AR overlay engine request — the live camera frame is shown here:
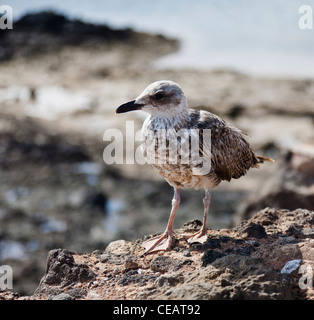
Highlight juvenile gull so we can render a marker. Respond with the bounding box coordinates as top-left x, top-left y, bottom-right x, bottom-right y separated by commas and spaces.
116, 80, 274, 255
